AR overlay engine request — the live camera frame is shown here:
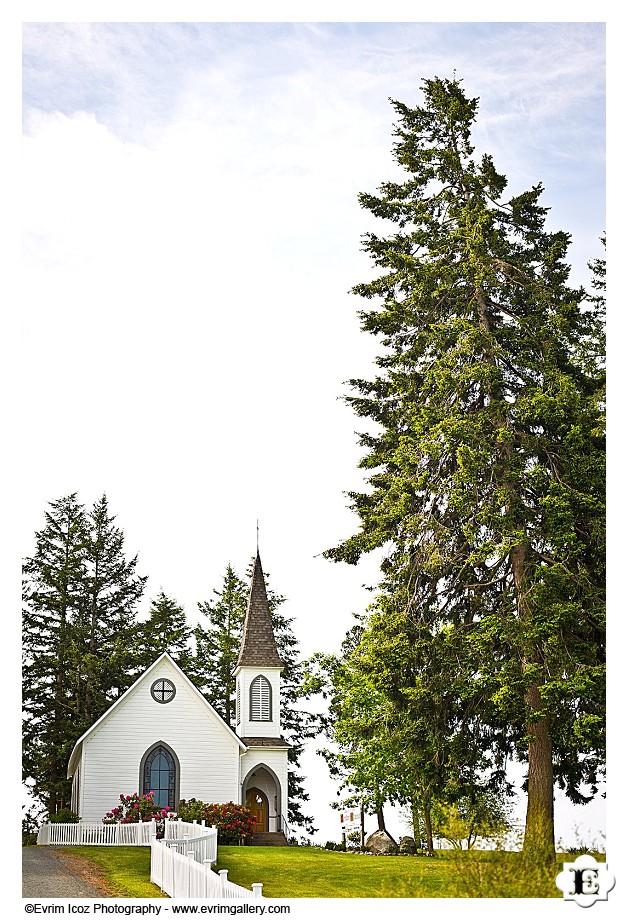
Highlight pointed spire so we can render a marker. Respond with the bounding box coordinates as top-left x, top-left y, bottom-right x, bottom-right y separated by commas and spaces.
236, 551, 283, 669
